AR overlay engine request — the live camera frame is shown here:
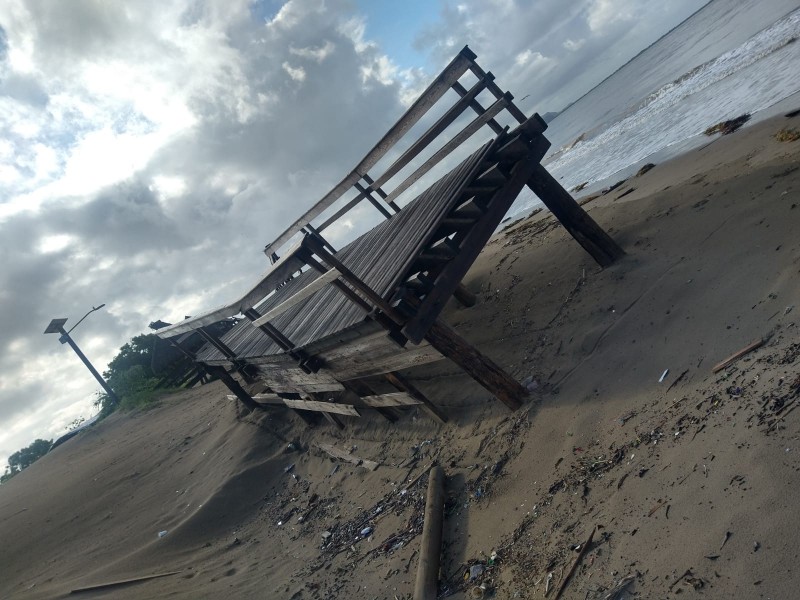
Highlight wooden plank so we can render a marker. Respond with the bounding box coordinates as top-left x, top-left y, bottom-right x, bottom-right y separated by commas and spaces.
369, 72, 495, 192
226, 393, 284, 406
155, 239, 306, 338
423, 319, 526, 411
70, 571, 181, 594
283, 398, 360, 416
315, 442, 379, 471
712, 338, 765, 373
263, 48, 475, 256
257, 365, 345, 393
251, 268, 340, 325
335, 343, 444, 380
359, 392, 421, 407
380, 94, 510, 208
385, 371, 448, 424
